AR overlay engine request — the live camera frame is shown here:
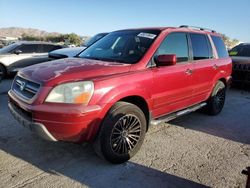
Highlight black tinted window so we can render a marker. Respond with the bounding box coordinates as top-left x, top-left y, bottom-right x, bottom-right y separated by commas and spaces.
41, 44, 62, 53
211, 36, 228, 58
17, 44, 39, 53
156, 33, 189, 62
190, 34, 212, 60
83, 33, 108, 47
239, 47, 250, 57
229, 45, 250, 57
